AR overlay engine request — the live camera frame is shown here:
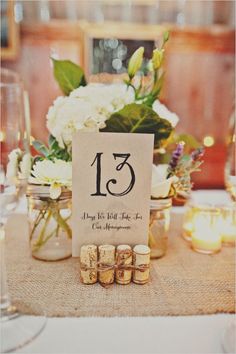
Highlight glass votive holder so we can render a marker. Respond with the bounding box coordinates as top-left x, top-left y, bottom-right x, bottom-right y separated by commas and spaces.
220, 205, 236, 246
182, 202, 208, 241
182, 202, 197, 241
149, 198, 172, 259
191, 206, 222, 254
